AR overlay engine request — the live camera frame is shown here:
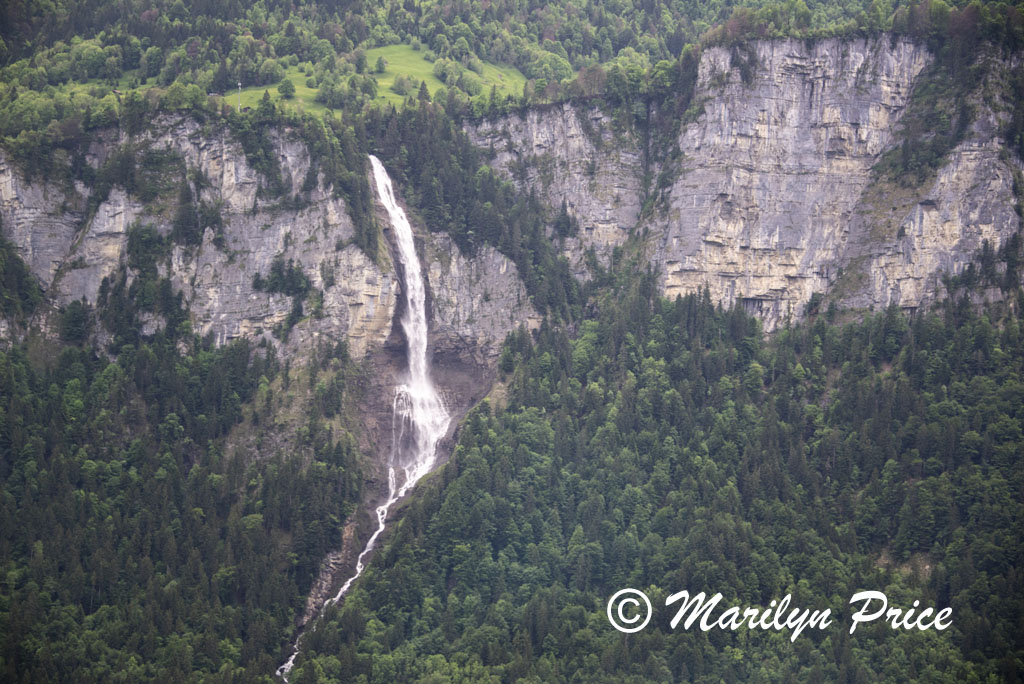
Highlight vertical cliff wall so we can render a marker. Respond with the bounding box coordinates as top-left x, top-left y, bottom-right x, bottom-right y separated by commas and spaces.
3, 36, 1021, 345
468, 37, 1023, 329
467, 104, 644, 278
654, 37, 929, 326
0, 116, 535, 360
839, 51, 1024, 310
